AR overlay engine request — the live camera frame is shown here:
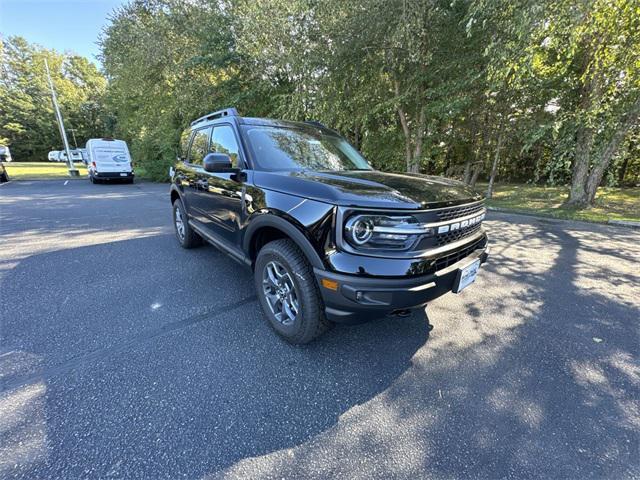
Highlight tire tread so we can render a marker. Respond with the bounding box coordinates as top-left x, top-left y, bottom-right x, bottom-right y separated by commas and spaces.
256, 239, 331, 343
